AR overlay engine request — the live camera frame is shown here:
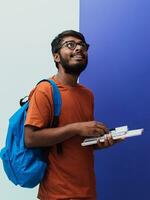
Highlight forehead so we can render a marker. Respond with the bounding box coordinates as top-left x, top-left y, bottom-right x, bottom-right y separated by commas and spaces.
61, 36, 83, 43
